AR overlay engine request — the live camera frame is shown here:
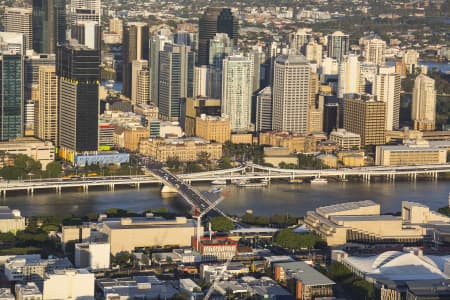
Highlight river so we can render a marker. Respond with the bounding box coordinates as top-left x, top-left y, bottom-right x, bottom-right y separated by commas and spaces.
1, 181, 449, 217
